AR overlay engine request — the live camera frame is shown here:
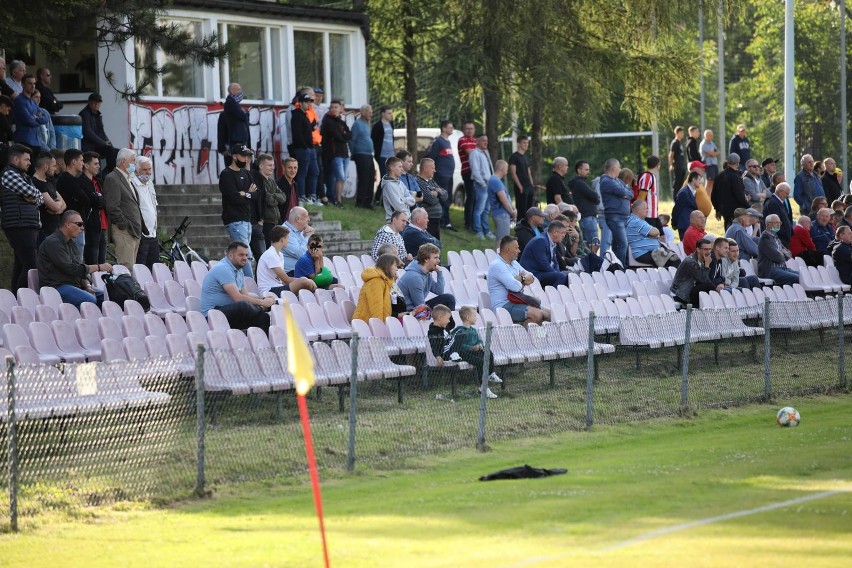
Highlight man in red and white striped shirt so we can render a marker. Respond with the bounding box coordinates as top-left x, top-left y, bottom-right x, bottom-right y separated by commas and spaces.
458, 121, 477, 231
636, 155, 661, 218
